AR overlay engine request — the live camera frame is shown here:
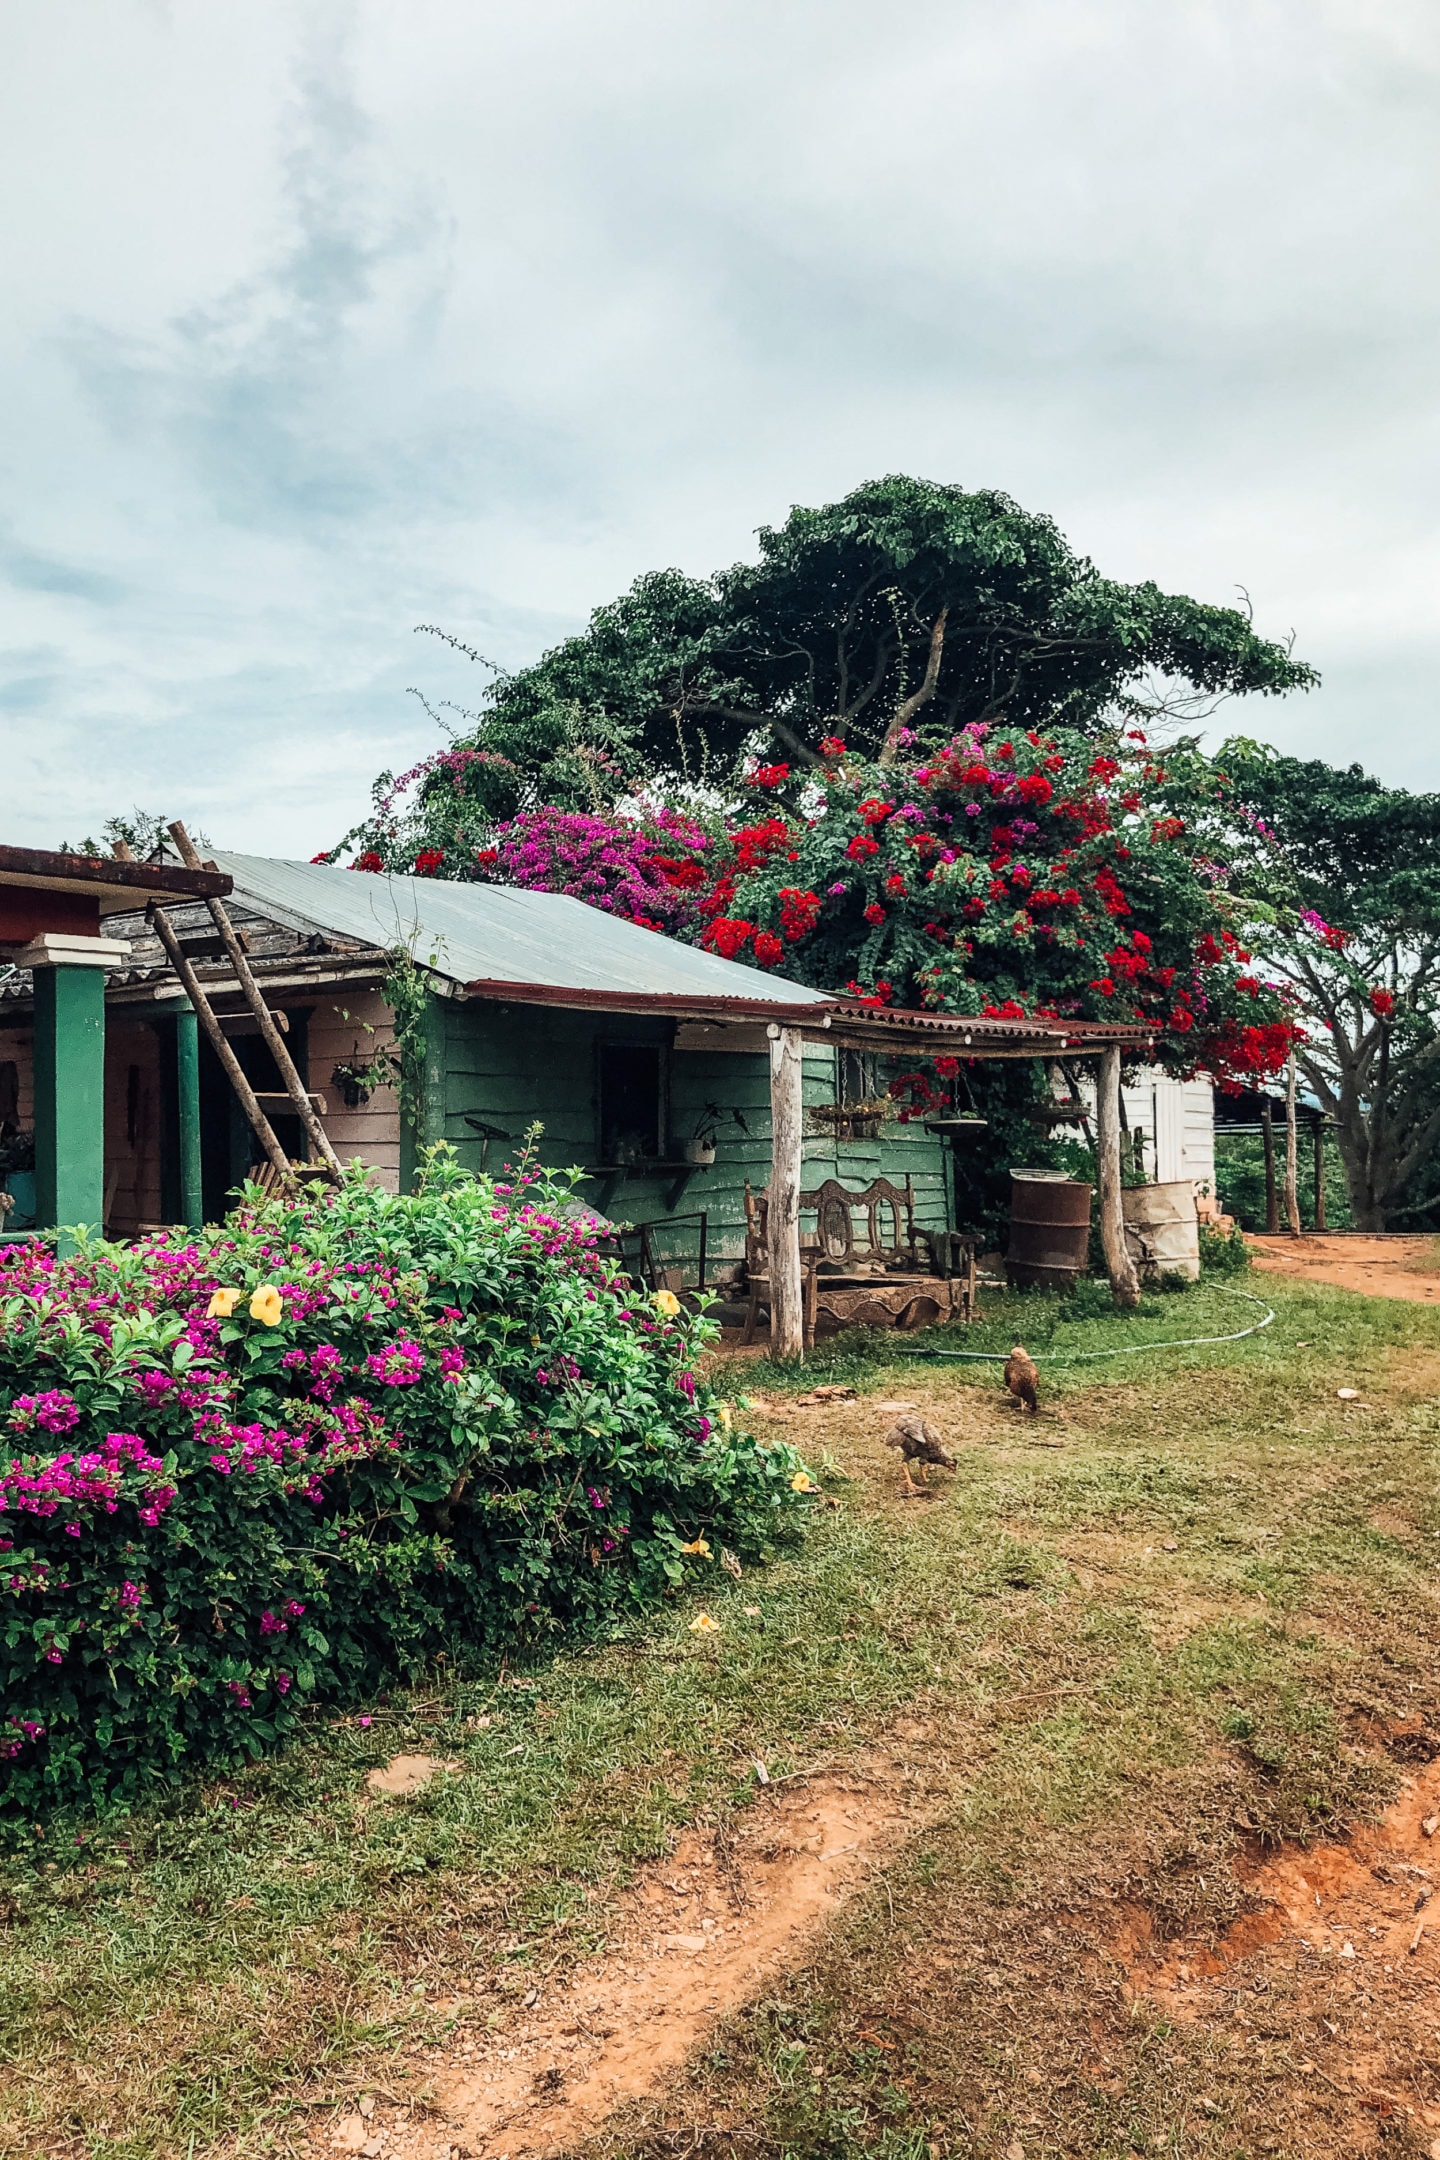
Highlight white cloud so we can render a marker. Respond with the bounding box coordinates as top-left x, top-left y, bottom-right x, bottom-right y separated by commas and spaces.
1, 0, 1437, 855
